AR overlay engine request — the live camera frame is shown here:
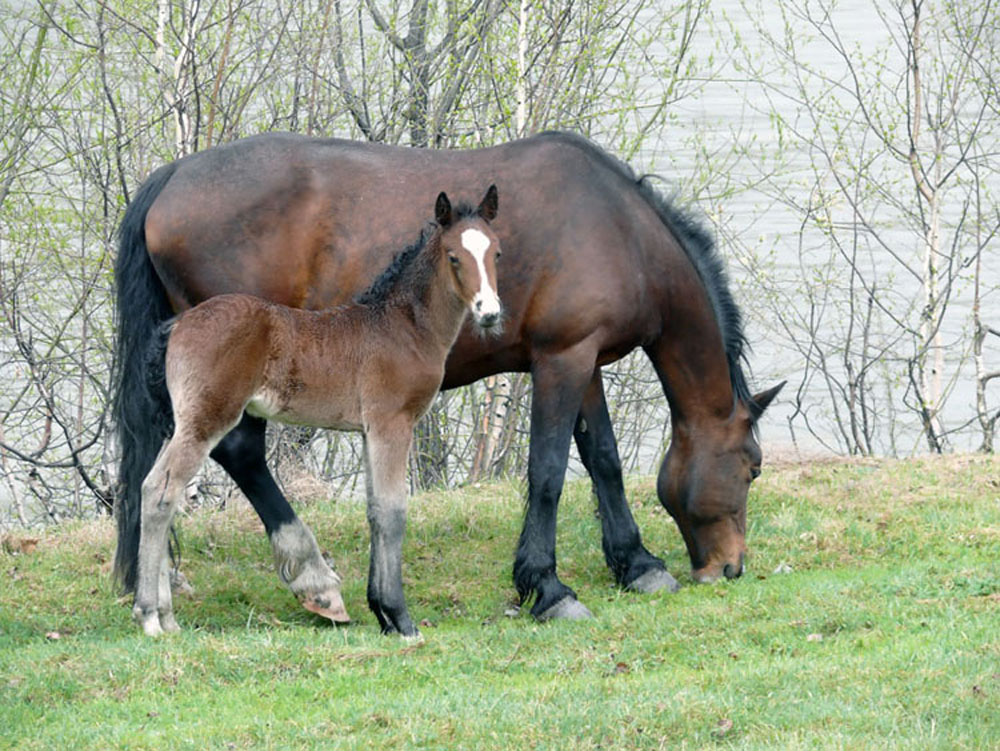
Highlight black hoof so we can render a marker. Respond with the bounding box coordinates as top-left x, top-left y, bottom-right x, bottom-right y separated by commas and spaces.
535, 595, 594, 622
626, 568, 680, 594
